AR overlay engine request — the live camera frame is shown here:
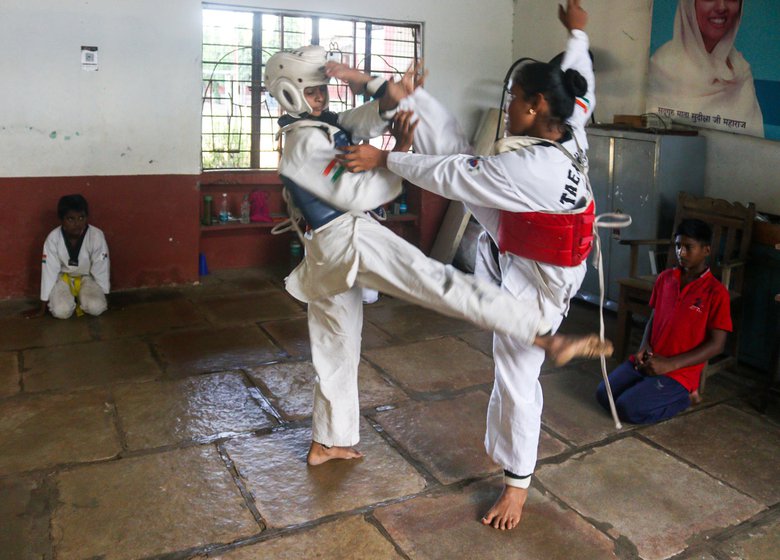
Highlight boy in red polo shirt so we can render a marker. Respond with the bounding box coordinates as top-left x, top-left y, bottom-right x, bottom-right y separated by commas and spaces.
596, 218, 732, 423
